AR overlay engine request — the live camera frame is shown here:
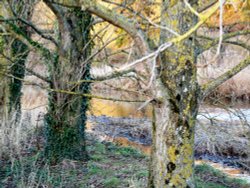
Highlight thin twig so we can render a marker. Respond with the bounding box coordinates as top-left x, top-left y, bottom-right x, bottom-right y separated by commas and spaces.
184, 0, 202, 18
117, 42, 172, 72
216, 0, 225, 56
145, 16, 180, 37
5, 73, 146, 103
